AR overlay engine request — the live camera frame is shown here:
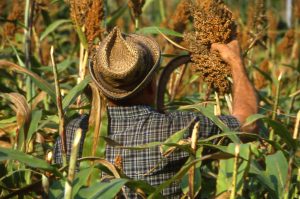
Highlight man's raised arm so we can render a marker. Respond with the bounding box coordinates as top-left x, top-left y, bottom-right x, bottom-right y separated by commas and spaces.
211, 40, 258, 132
